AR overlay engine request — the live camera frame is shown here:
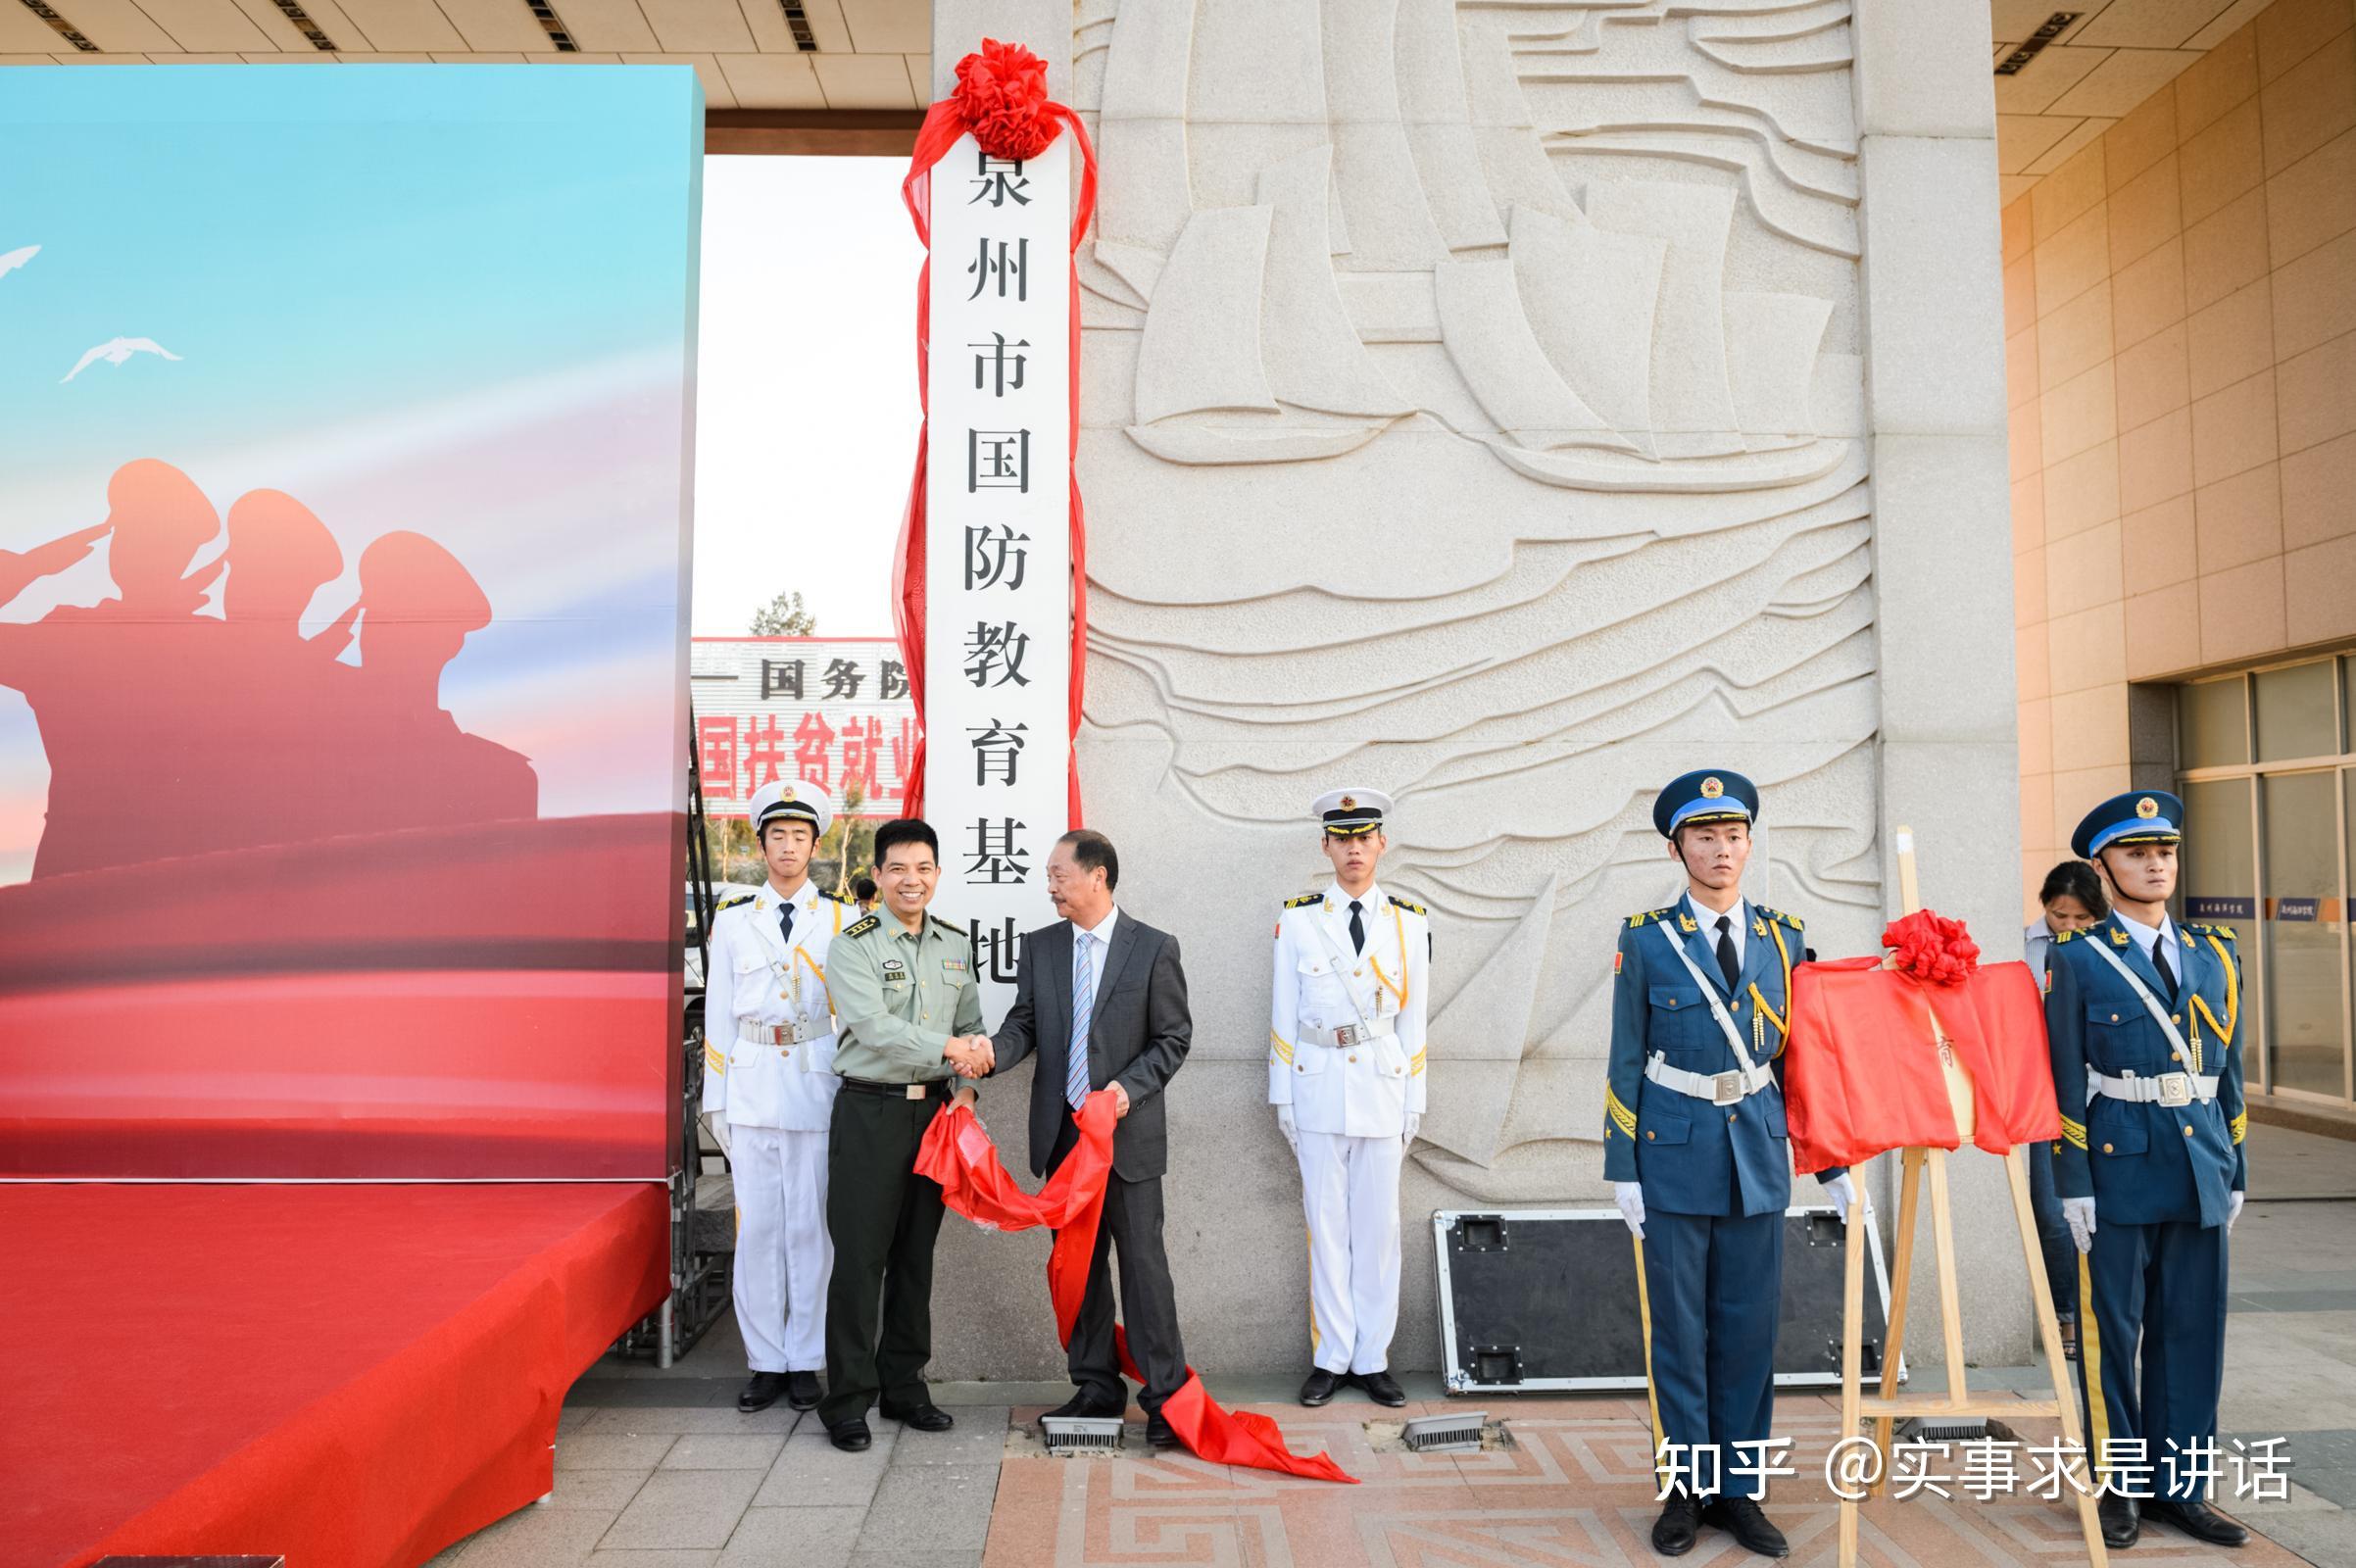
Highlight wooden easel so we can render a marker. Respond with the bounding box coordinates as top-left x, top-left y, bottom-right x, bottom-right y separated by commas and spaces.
1833, 827, 2108, 1566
